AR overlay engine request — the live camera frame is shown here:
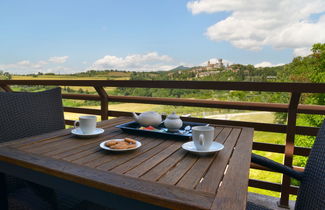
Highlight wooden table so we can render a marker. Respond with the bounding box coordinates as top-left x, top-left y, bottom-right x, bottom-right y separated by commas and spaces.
0, 117, 253, 210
